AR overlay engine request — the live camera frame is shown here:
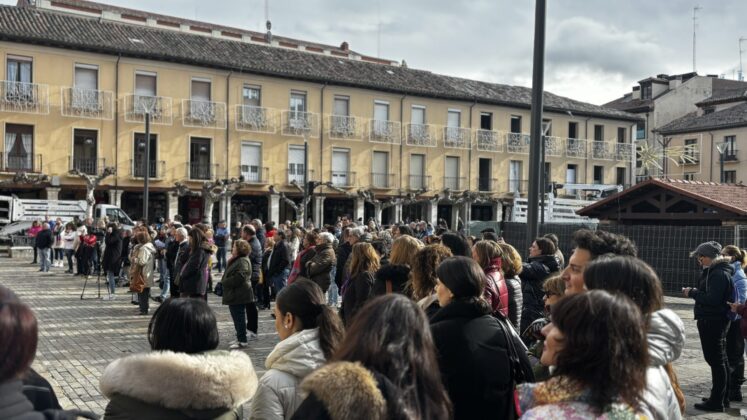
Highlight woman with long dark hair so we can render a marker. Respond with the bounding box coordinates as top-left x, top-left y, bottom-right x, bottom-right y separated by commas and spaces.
221, 239, 258, 349
472, 240, 509, 318
340, 242, 380, 325
410, 244, 452, 318
292, 294, 451, 420
518, 290, 648, 418
519, 237, 560, 333
431, 256, 532, 419
179, 228, 213, 298
251, 279, 344, 419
